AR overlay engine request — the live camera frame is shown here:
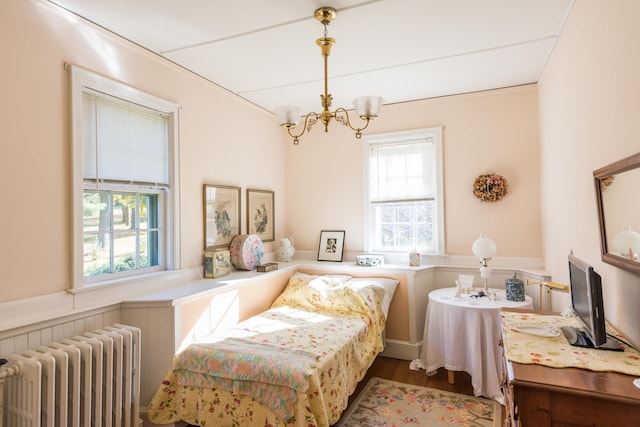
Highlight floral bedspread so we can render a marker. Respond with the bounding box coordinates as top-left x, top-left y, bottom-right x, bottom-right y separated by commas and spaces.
147, 273, 387, 427
501, 311, 640, 376
172, 338, 319, 420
